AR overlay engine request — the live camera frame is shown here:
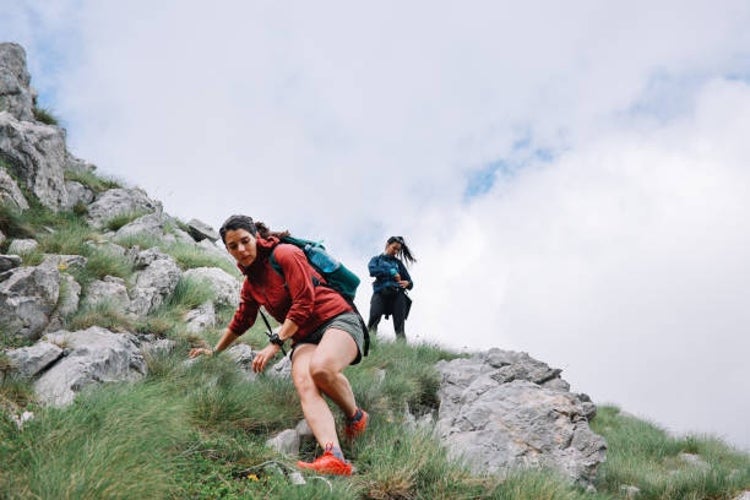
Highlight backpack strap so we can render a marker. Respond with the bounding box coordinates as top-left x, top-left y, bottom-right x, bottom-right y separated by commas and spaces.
268, 247, 370, 358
